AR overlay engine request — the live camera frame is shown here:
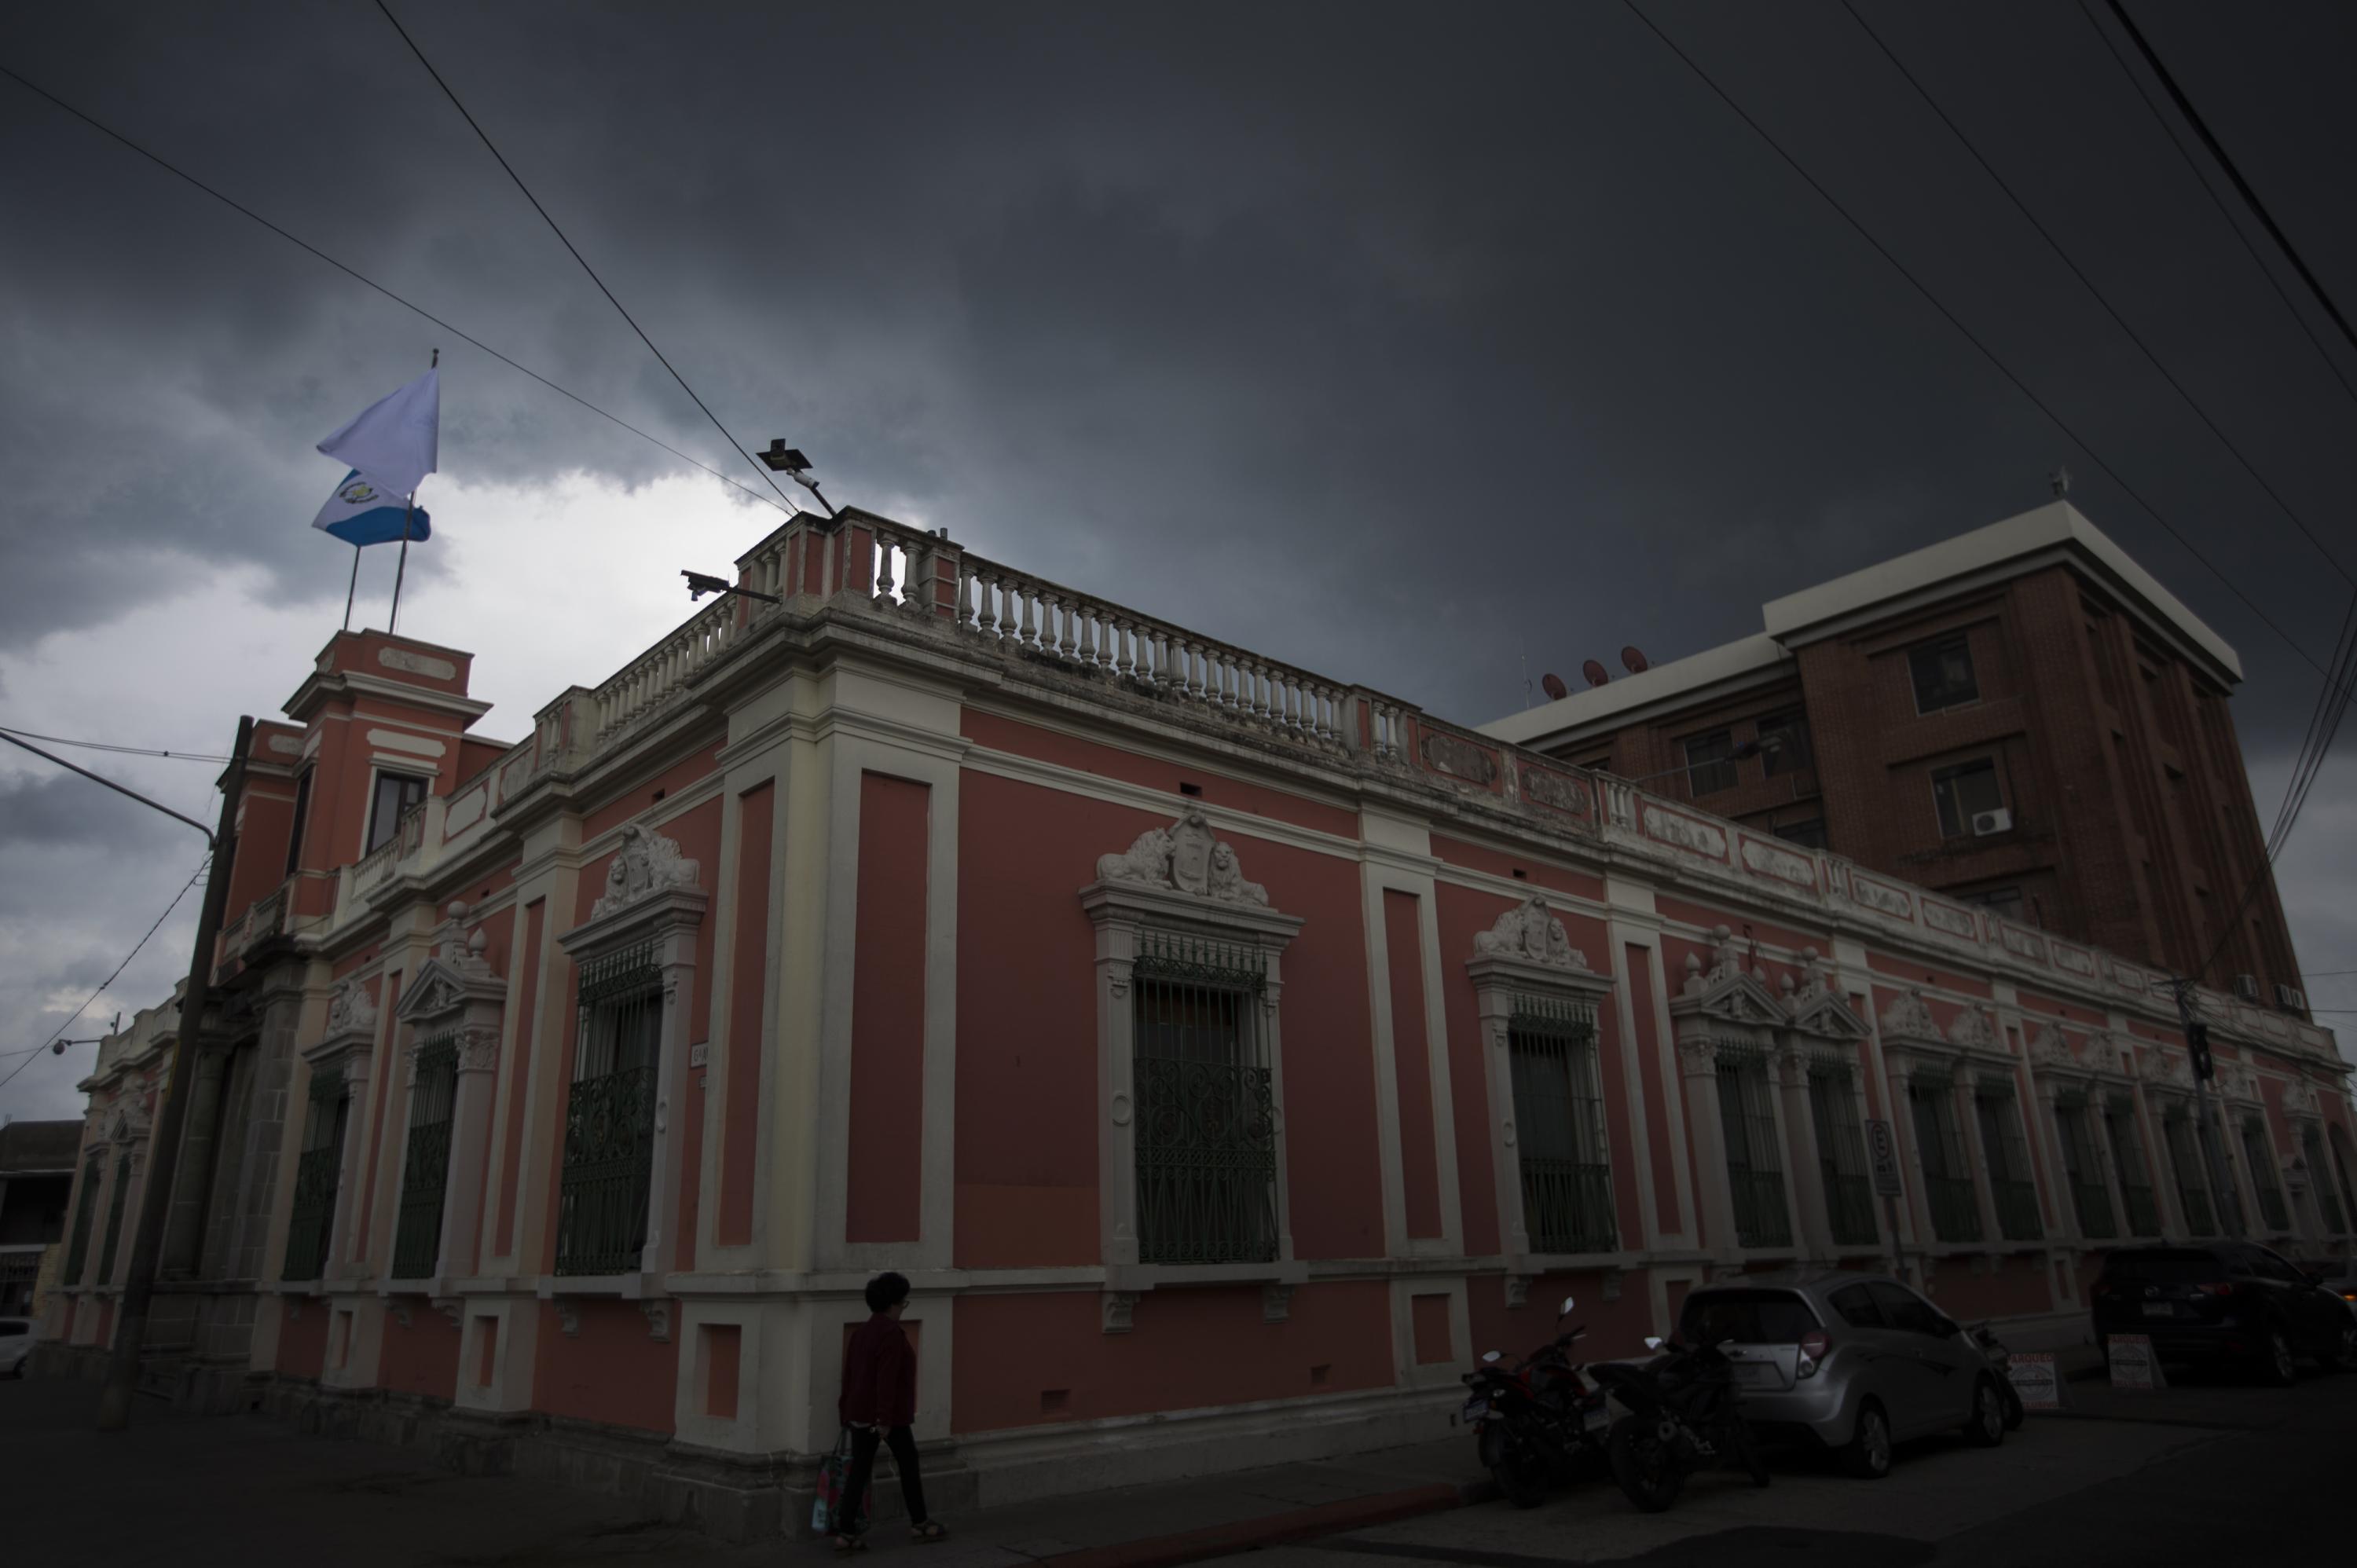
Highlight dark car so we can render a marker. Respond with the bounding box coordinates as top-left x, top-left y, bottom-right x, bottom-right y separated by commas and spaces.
2091, 1242, 2357, 1384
